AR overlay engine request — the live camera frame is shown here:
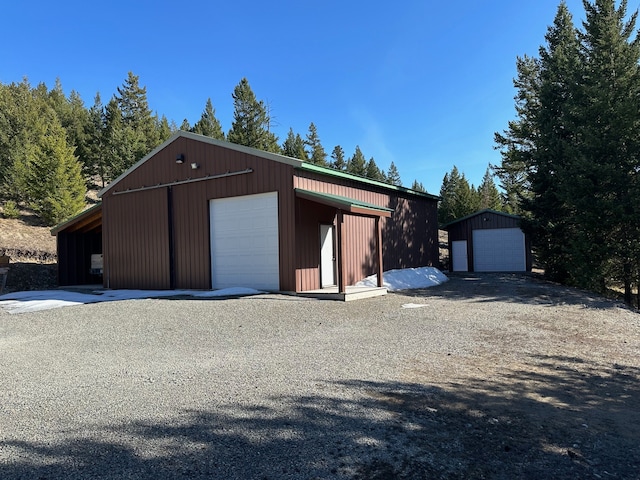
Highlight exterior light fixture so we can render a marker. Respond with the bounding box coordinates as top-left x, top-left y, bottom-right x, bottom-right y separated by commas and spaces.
191, 162, 199, 170
176, 154, 185, 164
